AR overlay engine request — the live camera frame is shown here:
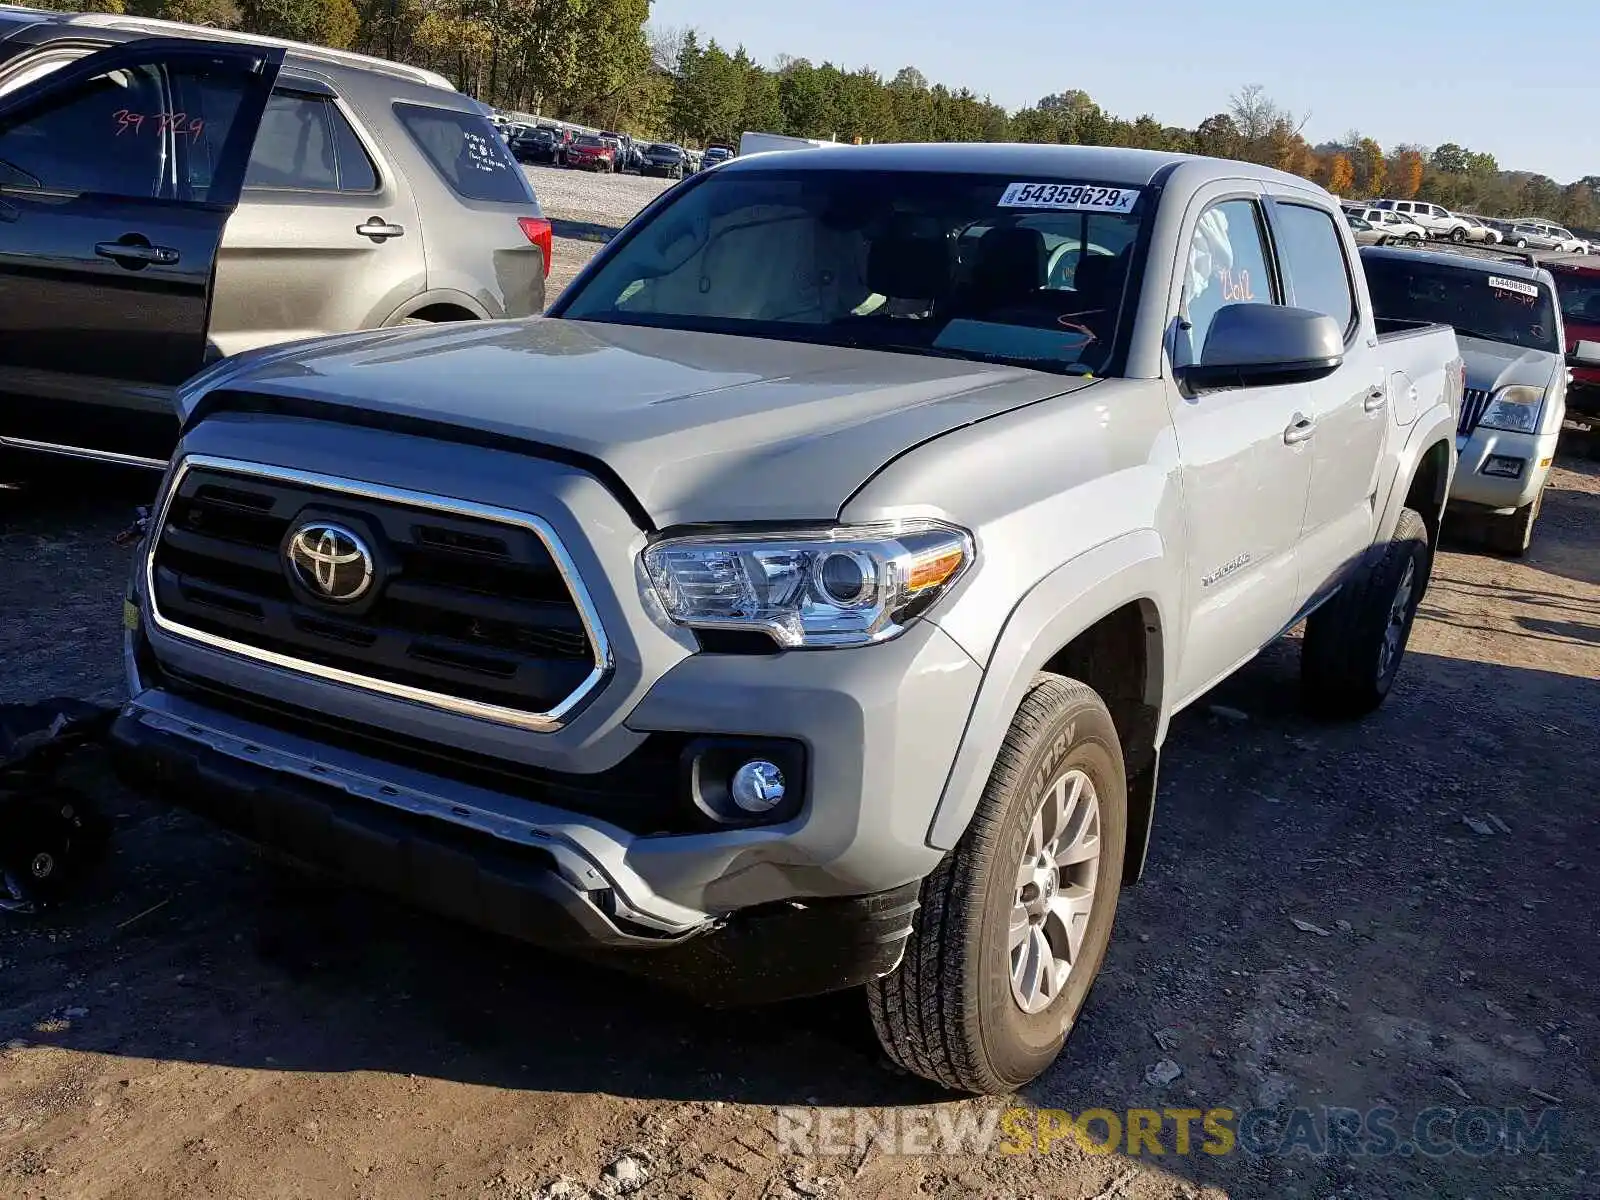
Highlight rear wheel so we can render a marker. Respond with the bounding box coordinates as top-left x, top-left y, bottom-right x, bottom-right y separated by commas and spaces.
1301, 507, 1431, 718
868, 675, 1126, 1094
